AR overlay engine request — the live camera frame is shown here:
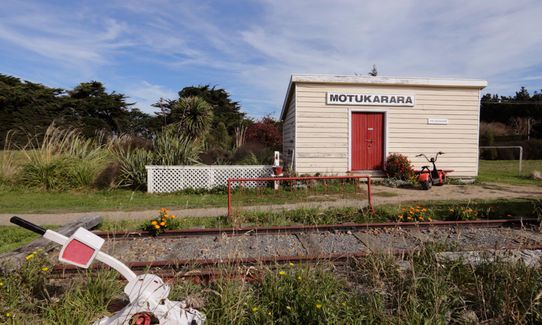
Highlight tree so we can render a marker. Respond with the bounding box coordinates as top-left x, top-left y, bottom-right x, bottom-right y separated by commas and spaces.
170, 96, 213, 140
66, 81, 134, 137
245, 116, 282, 150
0, 74, 67, 147
178, 85, 246, 133
514, 86, 530, 101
